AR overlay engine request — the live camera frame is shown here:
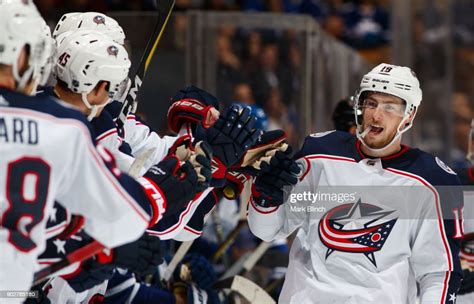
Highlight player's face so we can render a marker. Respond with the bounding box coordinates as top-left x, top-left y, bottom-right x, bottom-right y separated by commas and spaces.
361, 92, 406, 149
